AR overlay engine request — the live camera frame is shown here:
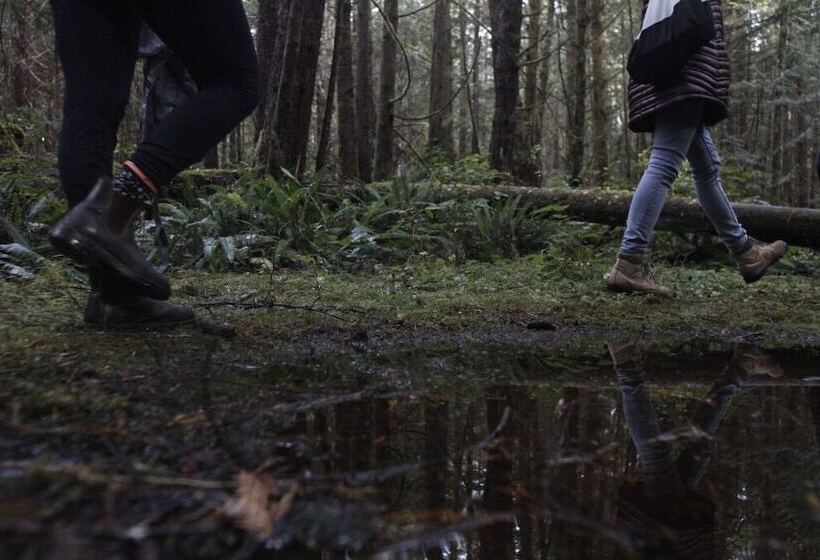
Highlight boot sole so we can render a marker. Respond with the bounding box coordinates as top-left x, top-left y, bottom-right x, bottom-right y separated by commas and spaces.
50, 226, 170, 300
606, 280, 673, 298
